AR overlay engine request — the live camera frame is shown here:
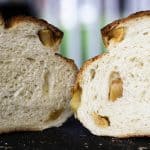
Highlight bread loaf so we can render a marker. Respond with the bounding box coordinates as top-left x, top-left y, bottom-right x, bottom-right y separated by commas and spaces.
0, 16, 78, 133
71, 11, 150, 137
